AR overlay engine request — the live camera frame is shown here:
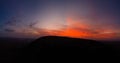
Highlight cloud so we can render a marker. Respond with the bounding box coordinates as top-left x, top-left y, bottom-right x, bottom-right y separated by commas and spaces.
4, 28, 15, 32
5, 17, 18, 26
28, 21, 38, 29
